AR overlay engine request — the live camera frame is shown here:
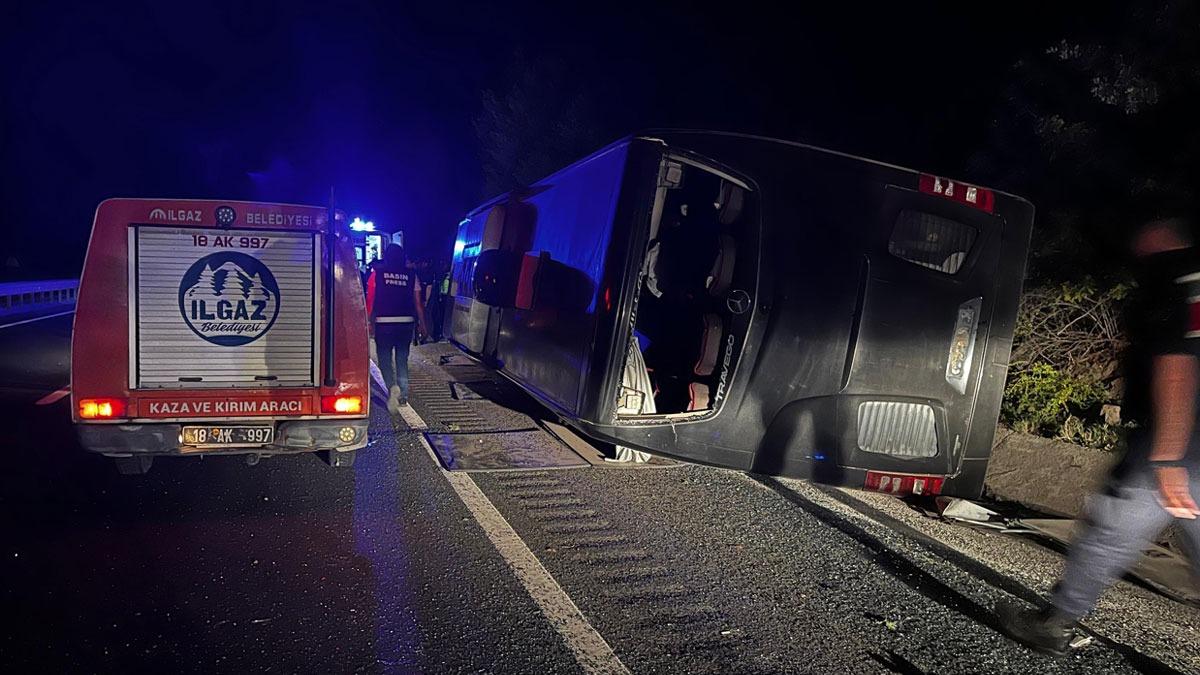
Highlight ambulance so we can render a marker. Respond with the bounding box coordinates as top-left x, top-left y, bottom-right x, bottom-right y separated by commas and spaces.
71, 199, 371, 474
